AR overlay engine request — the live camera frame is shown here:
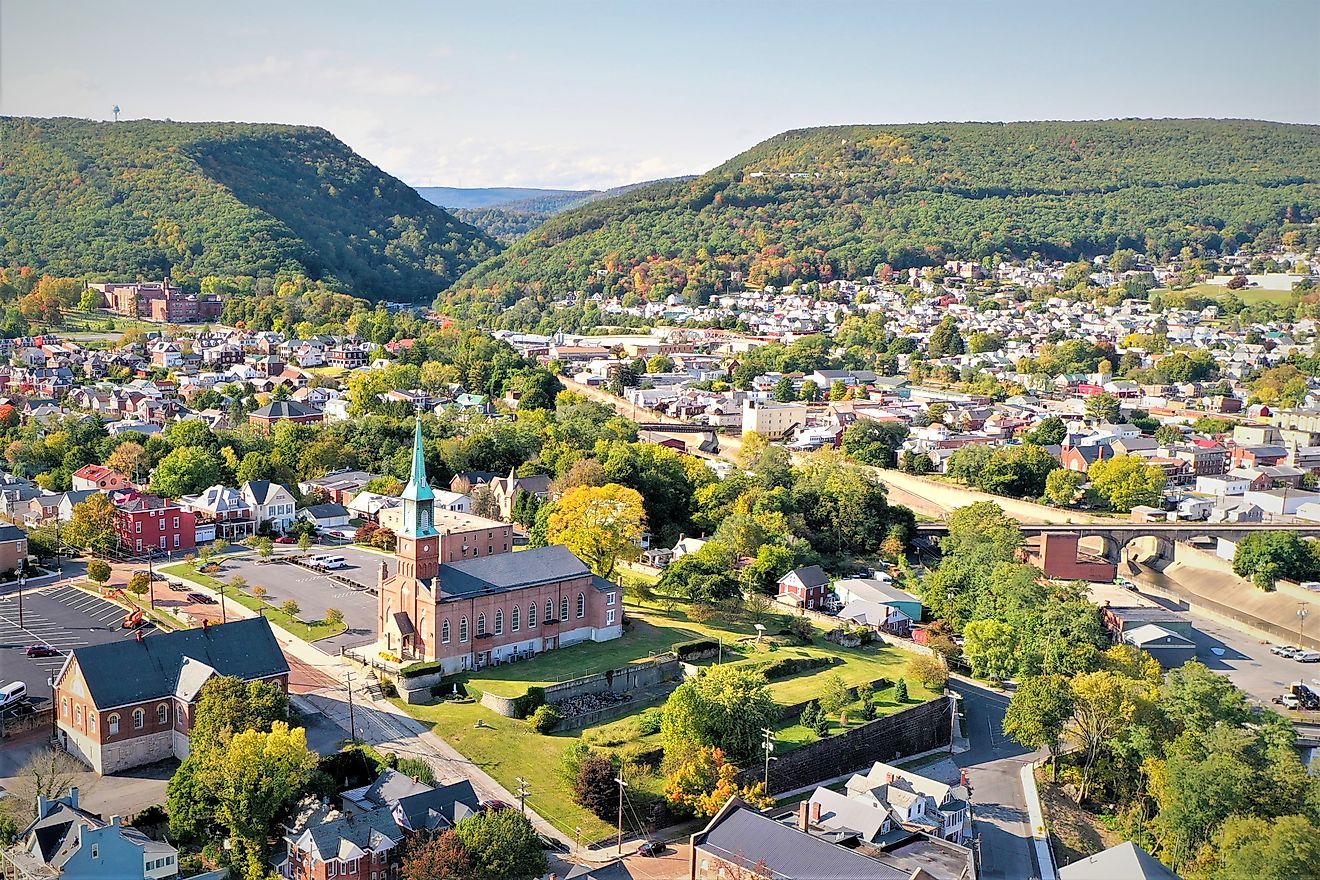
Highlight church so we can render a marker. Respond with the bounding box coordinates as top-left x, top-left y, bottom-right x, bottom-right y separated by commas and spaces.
377, 420, 623, 674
